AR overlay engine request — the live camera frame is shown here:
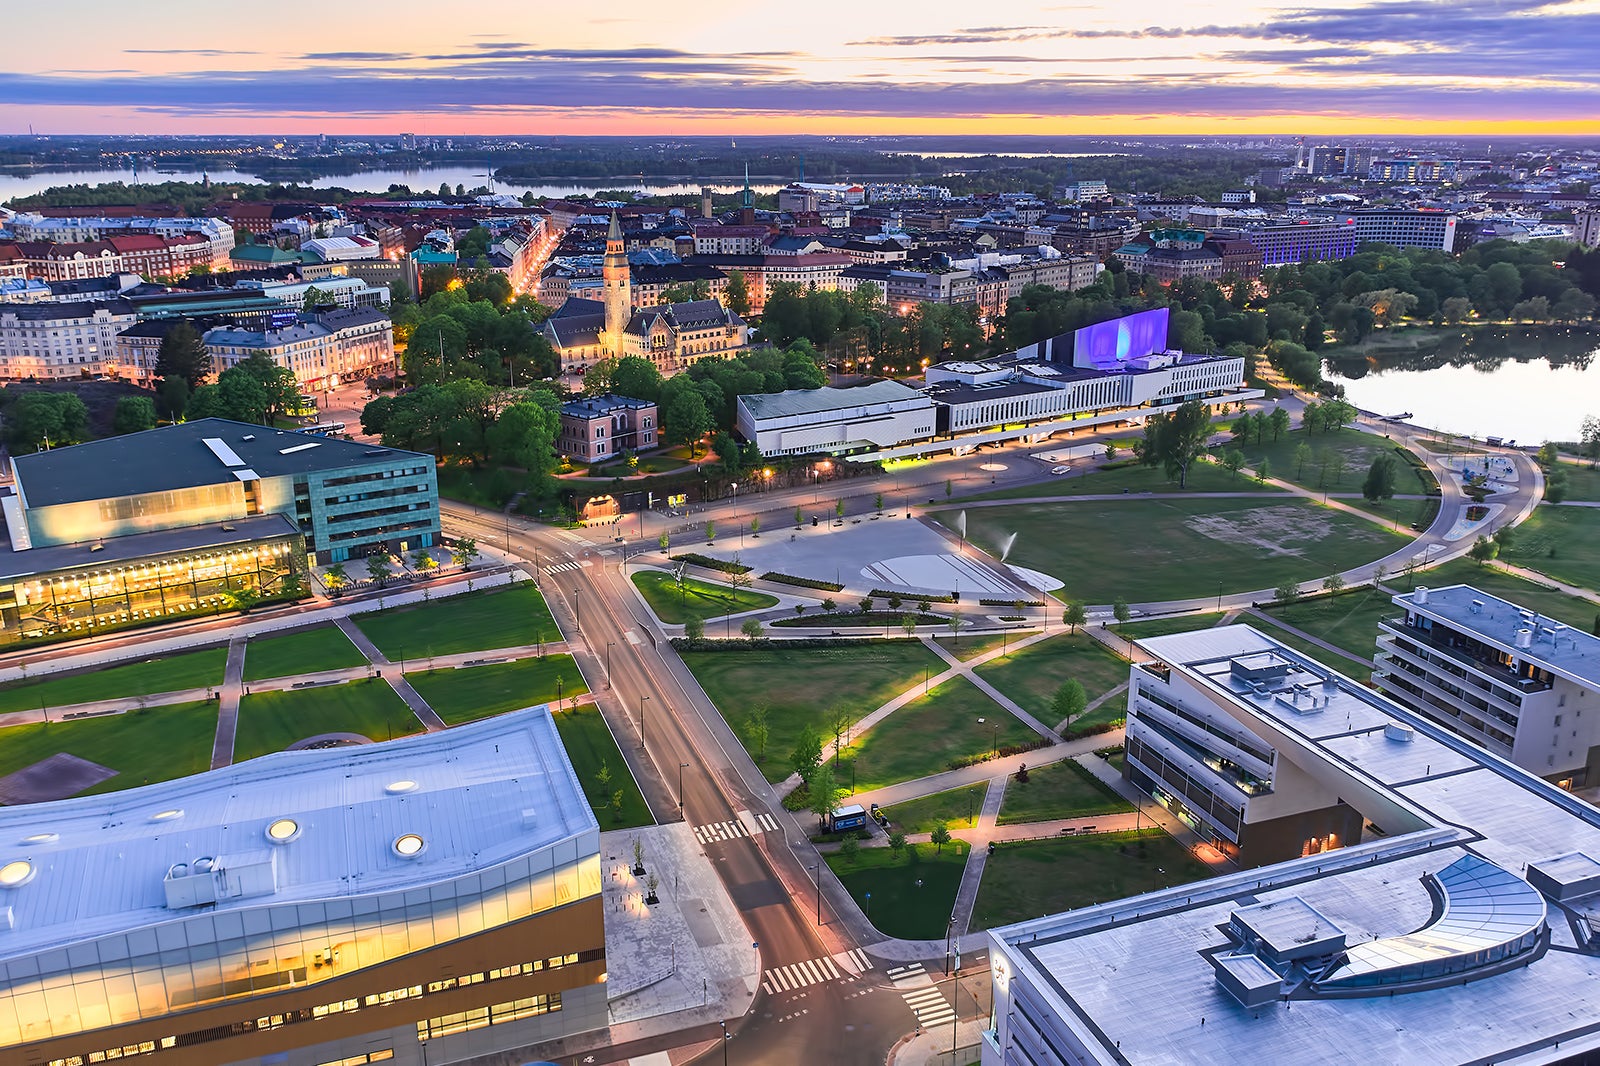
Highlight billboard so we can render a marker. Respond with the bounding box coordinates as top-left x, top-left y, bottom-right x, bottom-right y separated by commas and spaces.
1071, 307, 1170, 370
